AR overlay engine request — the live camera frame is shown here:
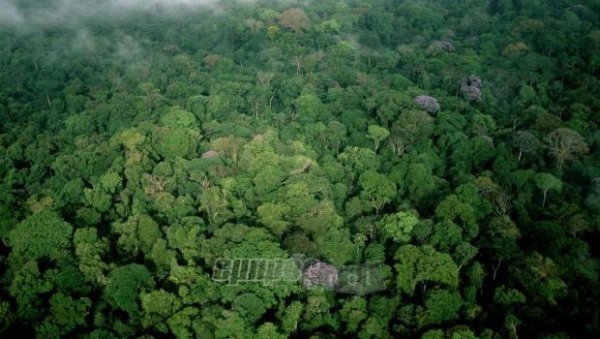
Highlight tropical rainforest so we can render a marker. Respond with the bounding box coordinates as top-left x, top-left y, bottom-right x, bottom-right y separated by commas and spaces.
0, 0, 599, 338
